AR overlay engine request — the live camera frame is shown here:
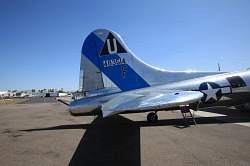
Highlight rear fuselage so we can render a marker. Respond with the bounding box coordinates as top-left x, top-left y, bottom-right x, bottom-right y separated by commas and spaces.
74, 29, 250, 115
70, 70, 250, 115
